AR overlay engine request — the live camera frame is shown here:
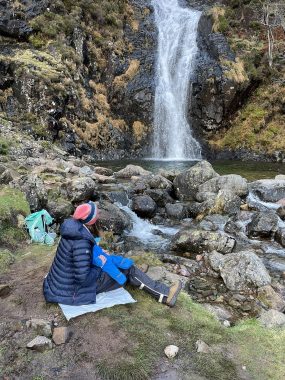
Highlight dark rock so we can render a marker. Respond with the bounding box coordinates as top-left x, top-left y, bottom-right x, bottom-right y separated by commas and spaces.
131, 195, 157, 218
247, 211, 279, 238
165, 203, 187, 220
145, 189, 174, 207
97, 201, 131, 234
275, 228, 285, 247
47, 200, 74, 223
0, 284, 11, 297
173, 161, 219, 201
